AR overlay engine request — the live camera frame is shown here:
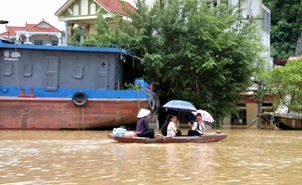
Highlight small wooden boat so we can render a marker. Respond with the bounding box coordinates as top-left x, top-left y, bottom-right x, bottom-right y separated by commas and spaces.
261, 112, 302, 130
107, 132, 227, 143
